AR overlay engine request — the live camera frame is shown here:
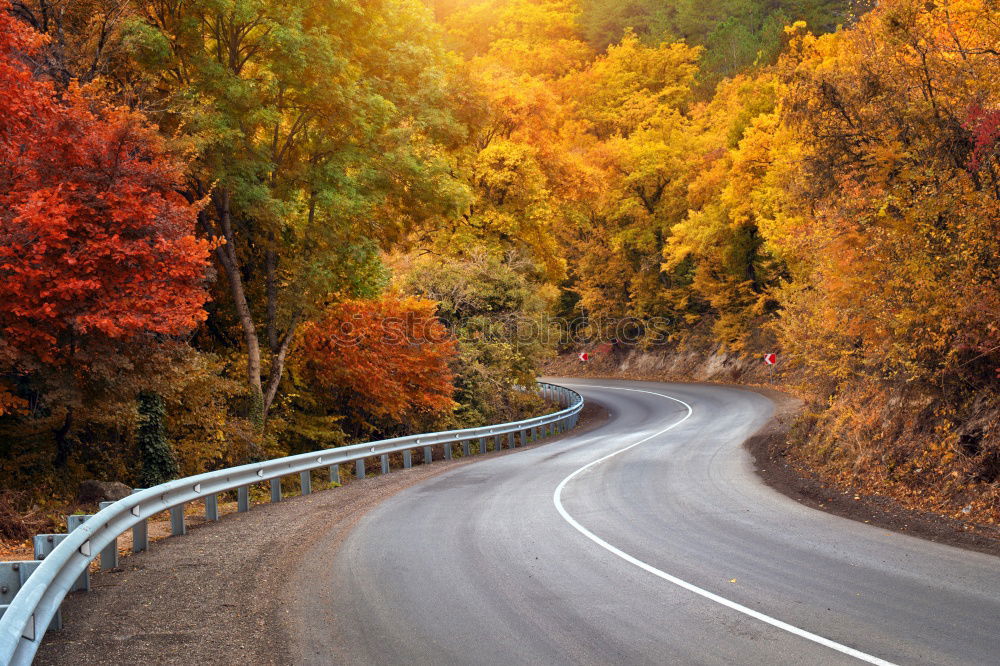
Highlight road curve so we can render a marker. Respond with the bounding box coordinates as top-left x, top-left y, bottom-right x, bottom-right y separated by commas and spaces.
290, 379, 1000, 665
